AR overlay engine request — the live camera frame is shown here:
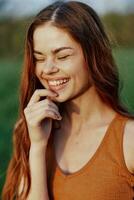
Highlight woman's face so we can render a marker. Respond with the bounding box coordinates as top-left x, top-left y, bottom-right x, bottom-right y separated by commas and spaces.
33, 22, 91, 102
